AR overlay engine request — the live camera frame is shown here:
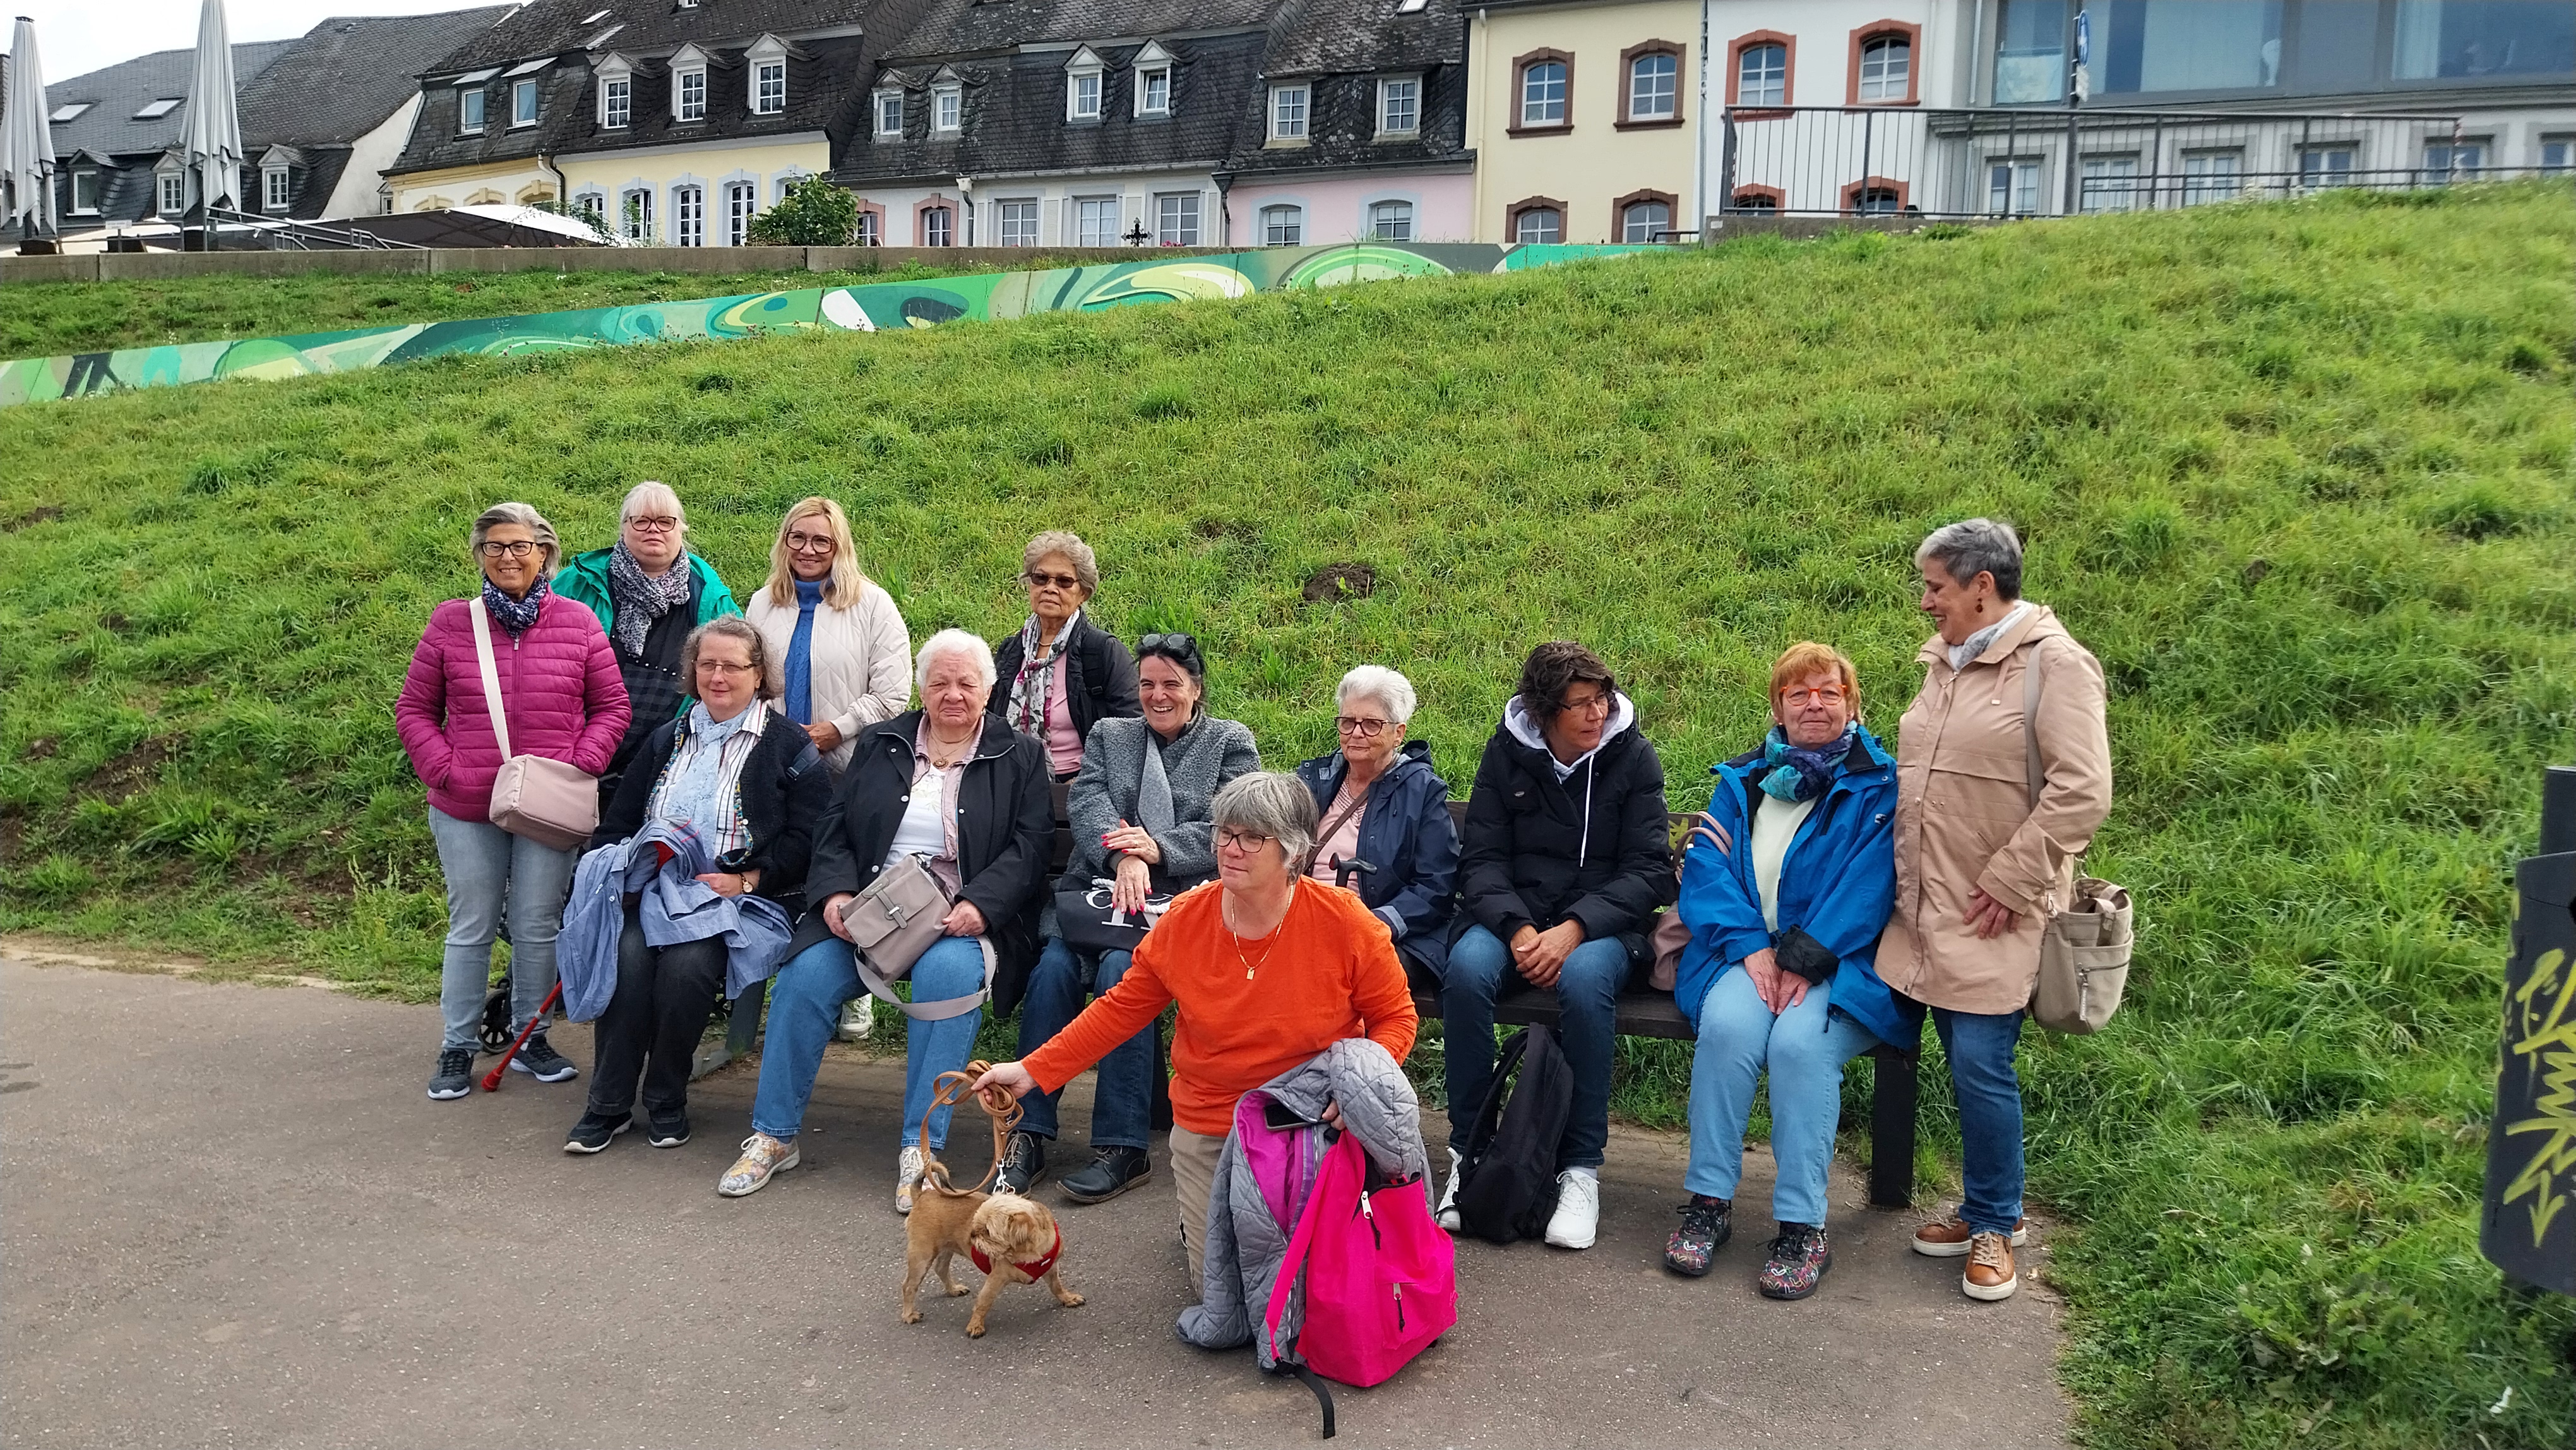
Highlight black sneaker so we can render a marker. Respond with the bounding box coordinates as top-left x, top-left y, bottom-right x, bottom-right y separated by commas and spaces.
646, 1111, 691, 1148
510, 1033, 579, 1084
564, 1111, 632, 1154
1662, 1195, 1732, 1277
427, 1047, 475, 1100
1058, 1145, 1151, 1204
1758, 1222, 1832, 1300
994, 1131, 1049, 1195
